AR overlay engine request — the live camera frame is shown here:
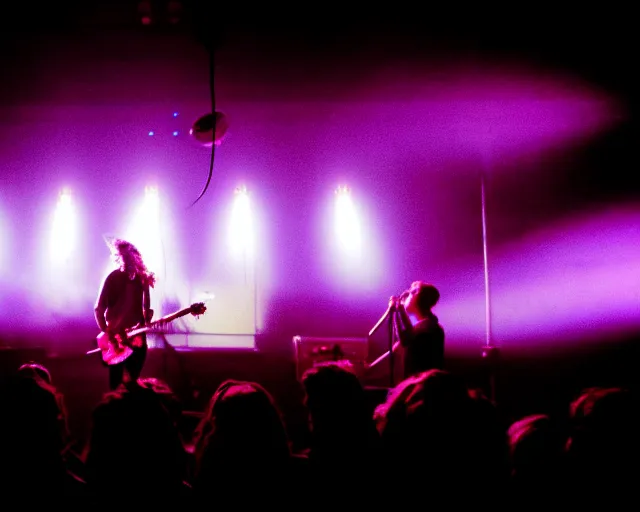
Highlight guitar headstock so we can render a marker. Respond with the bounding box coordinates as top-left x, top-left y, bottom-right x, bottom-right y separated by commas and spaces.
189, 302, 207, 316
